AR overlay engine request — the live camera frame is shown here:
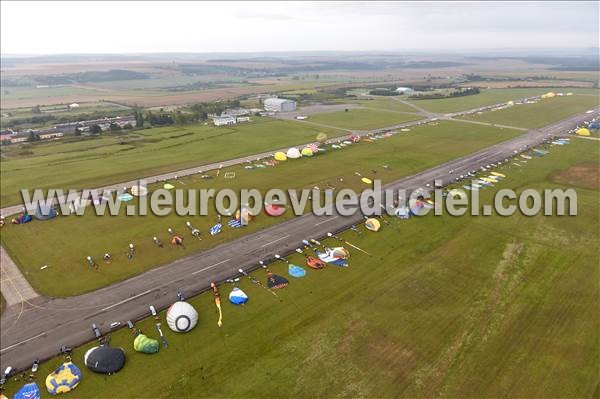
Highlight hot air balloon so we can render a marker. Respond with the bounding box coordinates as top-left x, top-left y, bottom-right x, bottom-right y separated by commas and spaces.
228, 287, 249, 305
301, 147, 314, 157
13, 382, 41, 399
166, 301, 198, 332
286, 147, 301, 159
365, 218, 381, 232
130, 184, 148, 196
45, 362, 82, 395
274, 152, 287, 161
133, 333, 159, 354
84, 345, 126, 374
576, 128, 591, 136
